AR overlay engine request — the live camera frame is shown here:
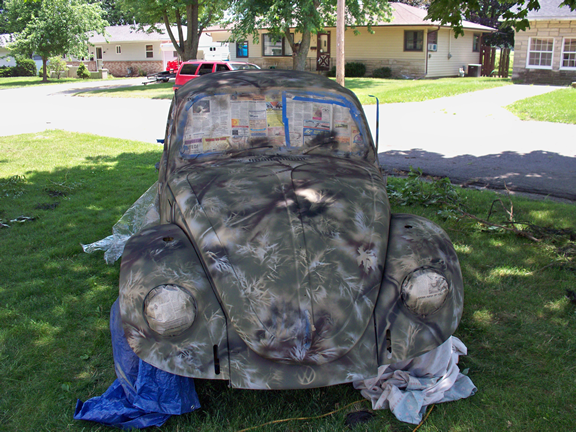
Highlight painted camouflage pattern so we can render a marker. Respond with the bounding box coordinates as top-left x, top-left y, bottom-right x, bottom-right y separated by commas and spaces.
170, 155, 390, 366
119, 224, 229, 380
118, 70, 464, 389
374, 214, 464, 365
